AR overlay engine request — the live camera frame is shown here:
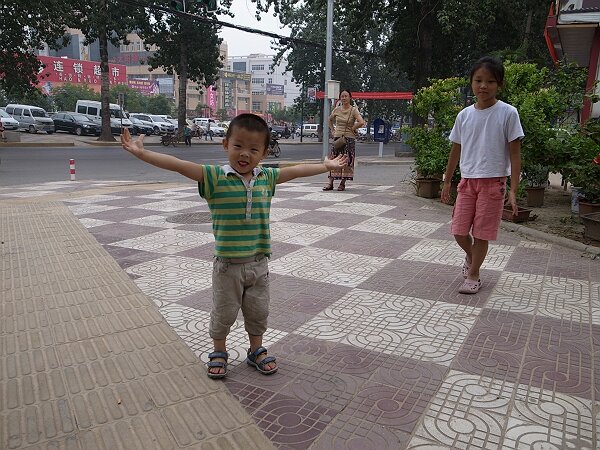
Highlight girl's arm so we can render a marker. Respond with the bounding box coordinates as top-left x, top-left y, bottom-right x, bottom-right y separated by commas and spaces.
121, 129, 204, 182
441, 142, 461, 204
277, 154, 348, 184
507, 139, 522, 215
